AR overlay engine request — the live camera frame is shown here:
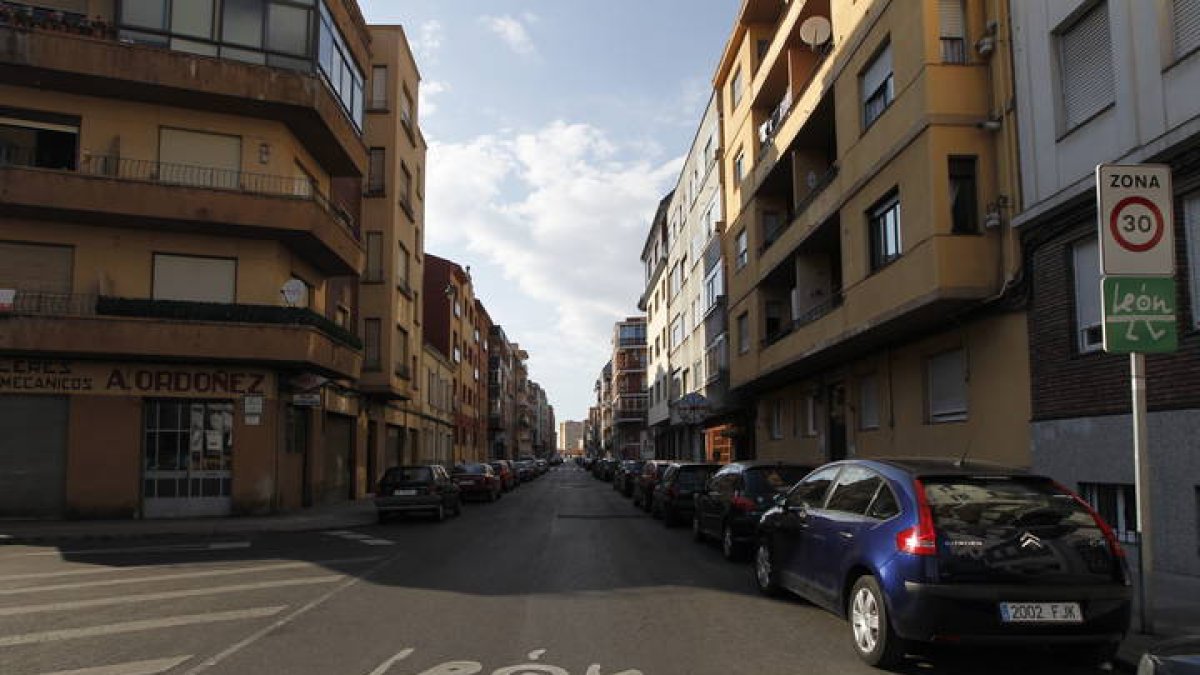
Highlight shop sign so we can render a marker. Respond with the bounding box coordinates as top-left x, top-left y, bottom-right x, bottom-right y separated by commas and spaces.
0, 359, 275, 397
292, 393, 322, 407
